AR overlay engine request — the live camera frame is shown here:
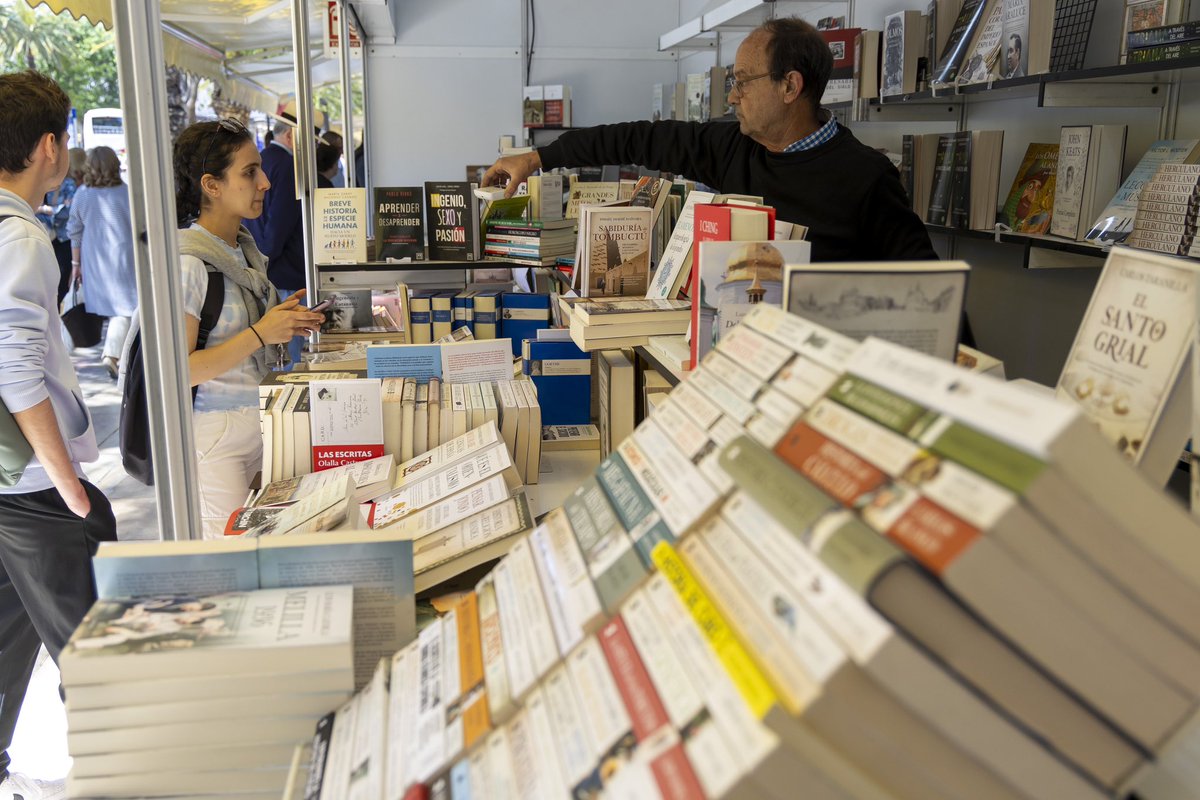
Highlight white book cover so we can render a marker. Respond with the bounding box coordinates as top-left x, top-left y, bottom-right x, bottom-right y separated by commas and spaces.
310, 379, 385, 471
1056, 246, 1198, 477
412, 495, 533, 577
476, 576, 515, 726
314, 188, 369, 264
507, 538, 561, 680
541, 665, 599, 790
712, 324, 793, 382
491, 556, 536, 699
394, 419, 501, 486
742, 303, 860, 372
346, 661, 388, 800
647, 191, 715, 299
60, 586, 354, 685
378, 473, 512, 538
784, 260, 969, 361
566, 637, 636, 786
370, 443, 515, 528
413, 619, 447, 783
255, 454, 395, 508
385, 641, 421, 800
